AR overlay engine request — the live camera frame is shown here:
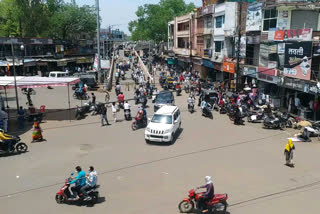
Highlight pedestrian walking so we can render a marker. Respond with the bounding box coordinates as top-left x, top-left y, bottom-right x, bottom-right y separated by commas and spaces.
111, 102, 118, 123
101, 104, 110, 126
91, 93, 96, 105
284, 139, 295, 167
32, 121, 44, 142
17, 106, 25, 129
